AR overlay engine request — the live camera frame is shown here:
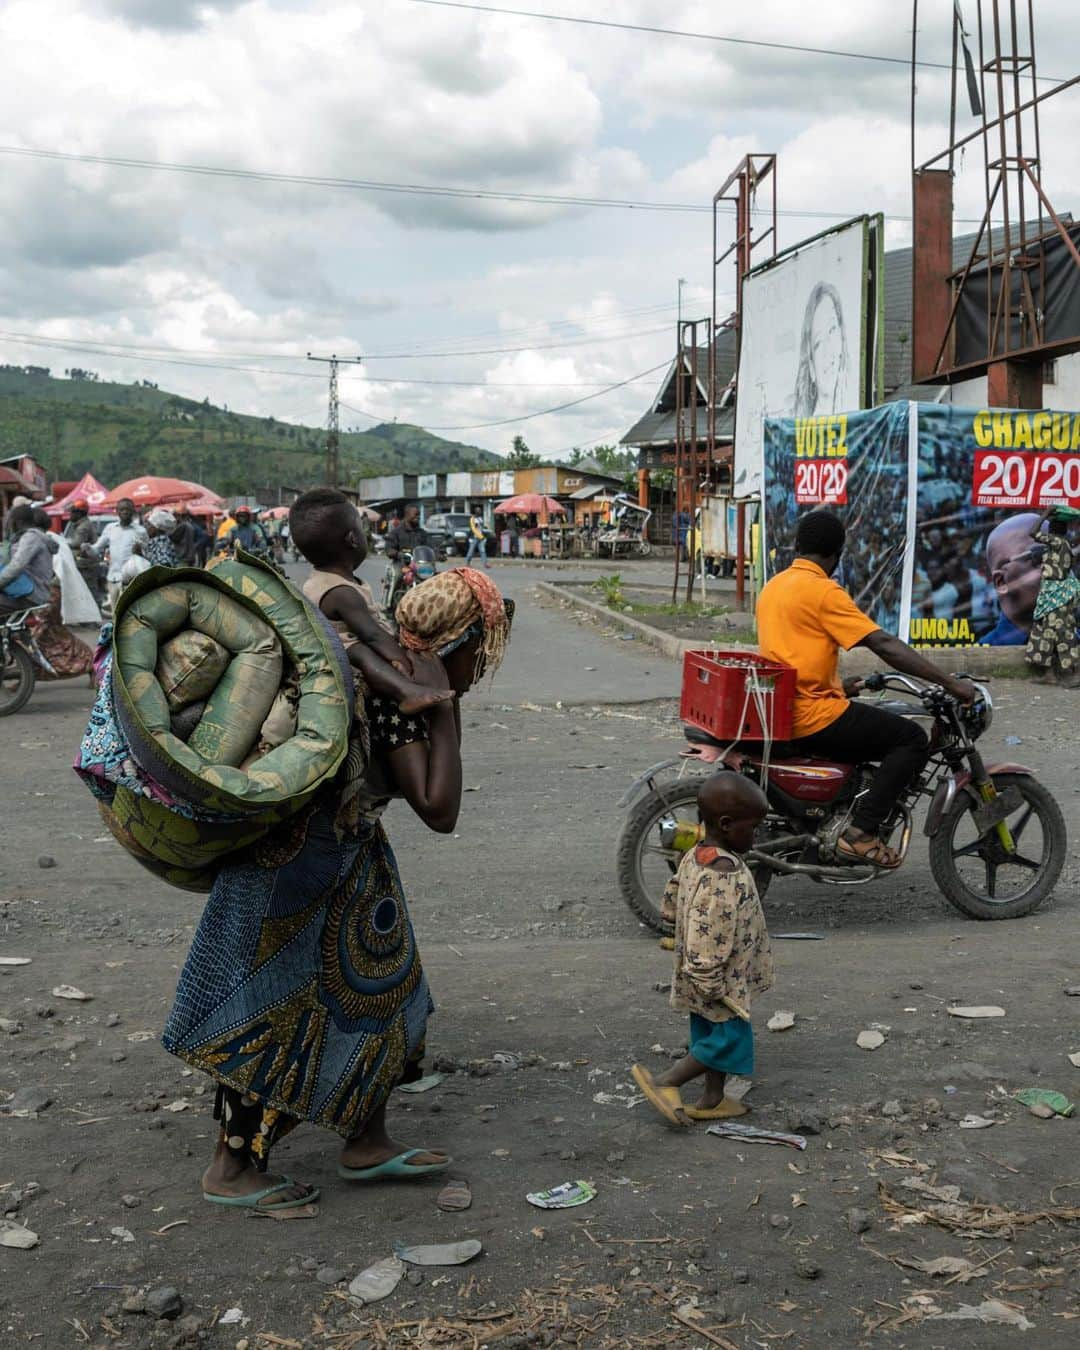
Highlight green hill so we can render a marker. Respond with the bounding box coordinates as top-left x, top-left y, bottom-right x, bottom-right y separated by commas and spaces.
0, 365, 500, 495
